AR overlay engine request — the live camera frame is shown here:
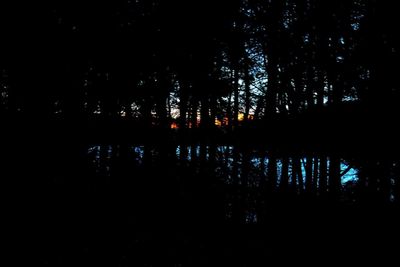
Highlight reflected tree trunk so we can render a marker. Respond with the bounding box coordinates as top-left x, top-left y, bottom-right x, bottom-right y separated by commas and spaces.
280, 156, 289, 192
305, 156, 313, 193
319, 156, 327, 196
267, 153, 277, 192
208, 143, 217, 165
231, 146, 242, 223
357, 161, 368, 203
292, 156, 303, 194
190, 145, 198, 163
180, 145, 188, 162
200, 144, 207, 164
313, 156, 319, 194
329, 156, 341, 200
241, 147, 251, 188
